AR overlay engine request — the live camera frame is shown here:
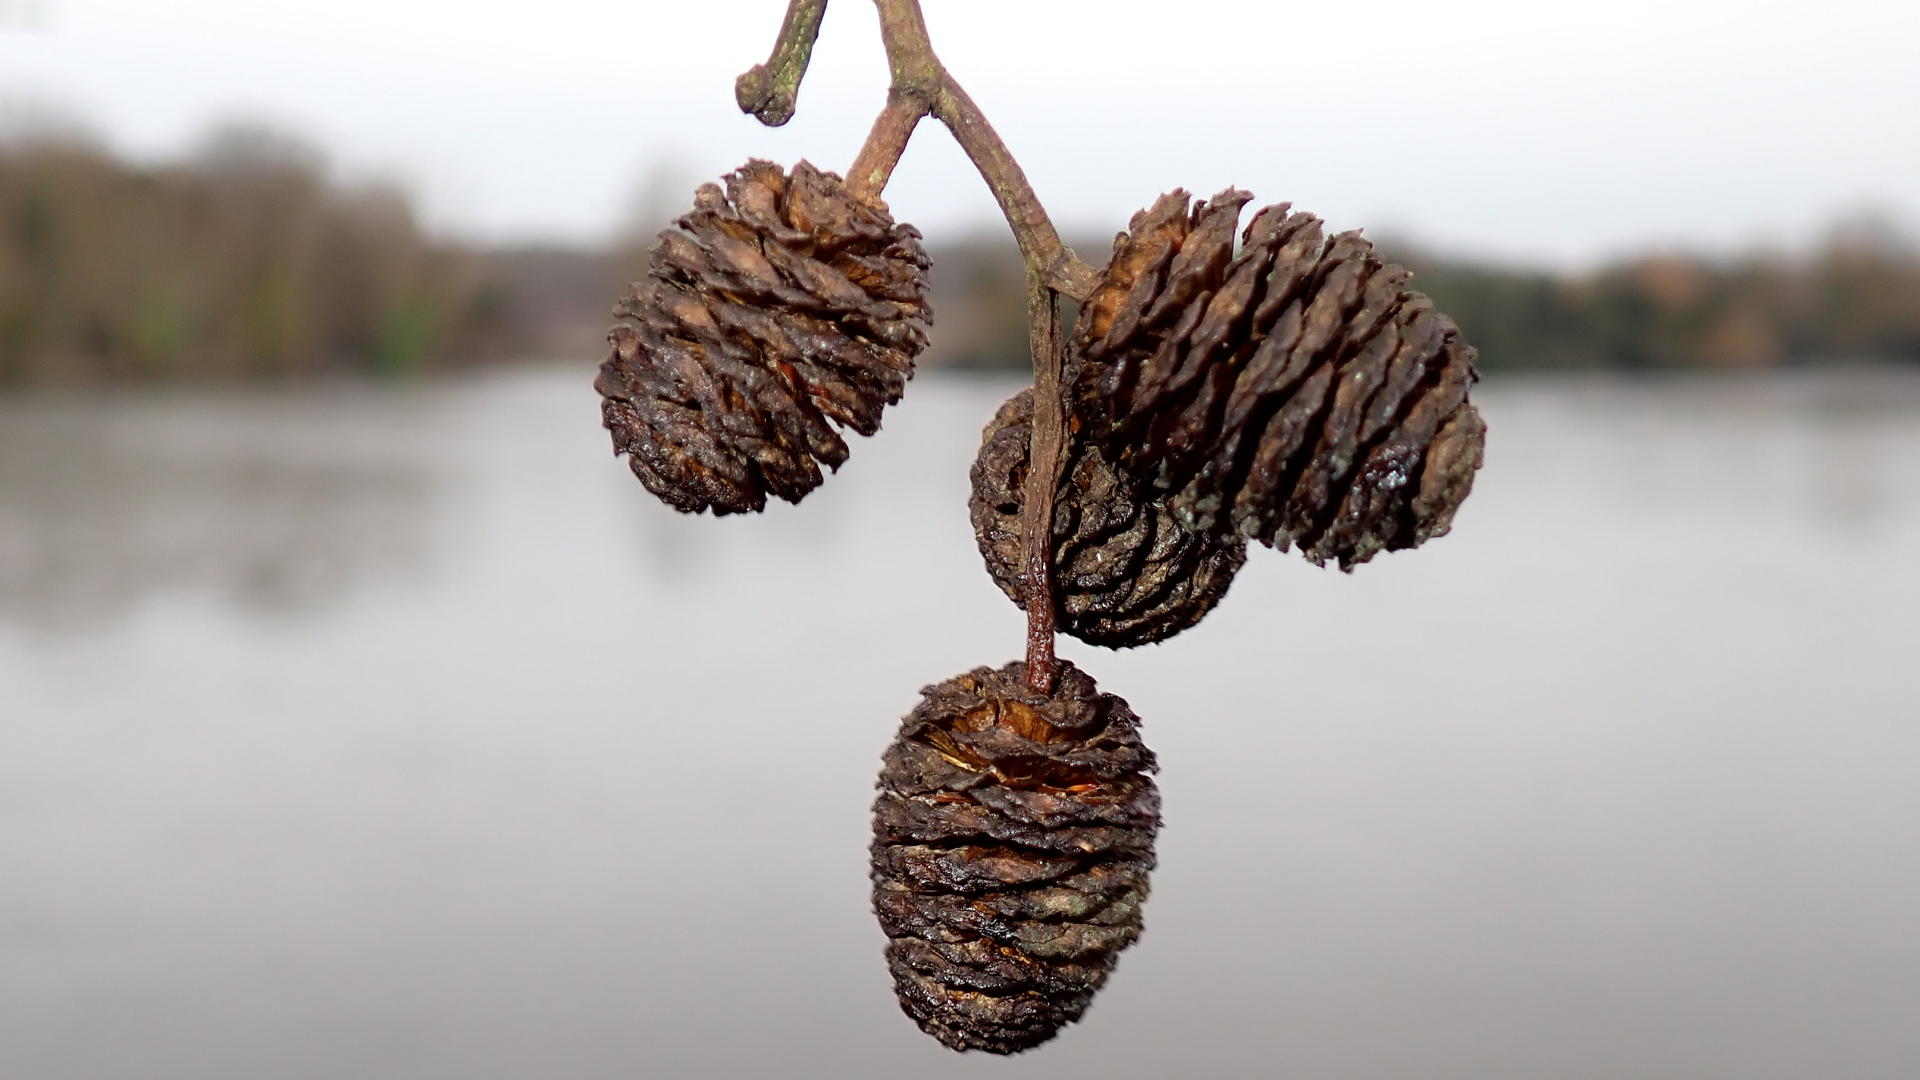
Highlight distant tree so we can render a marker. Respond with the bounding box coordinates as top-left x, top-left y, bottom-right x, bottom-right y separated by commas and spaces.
1386, 230, 1920, 371
0, 124, 485, 384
